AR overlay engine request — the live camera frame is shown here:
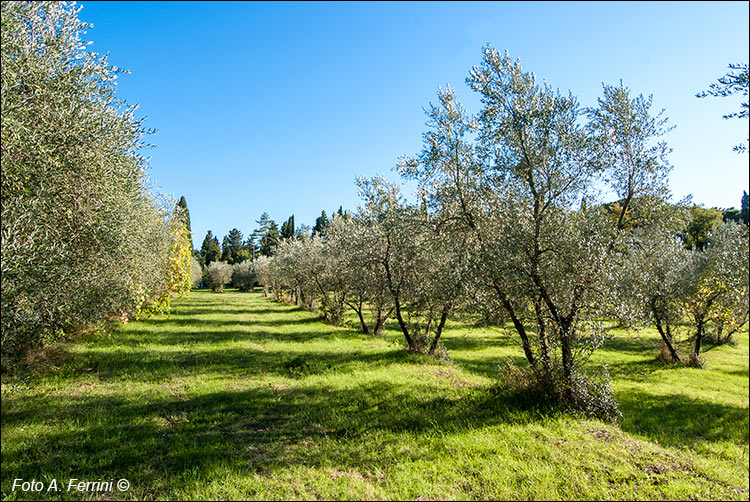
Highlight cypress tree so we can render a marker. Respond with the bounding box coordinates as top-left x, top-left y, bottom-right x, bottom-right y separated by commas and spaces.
176, 196, 193, 251
281, 215, 295, 240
